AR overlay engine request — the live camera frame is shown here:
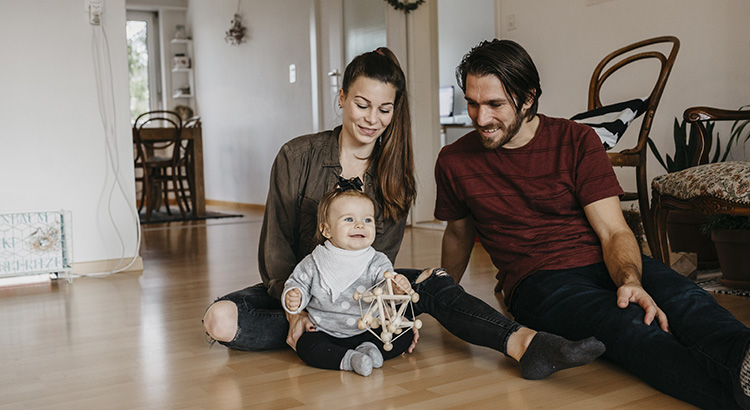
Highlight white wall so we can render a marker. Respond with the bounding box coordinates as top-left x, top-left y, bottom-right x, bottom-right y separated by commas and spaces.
188, 0, 316, 205
438, 0, 495, 117
497, 0, 750, 202
0, 0, 138, 267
